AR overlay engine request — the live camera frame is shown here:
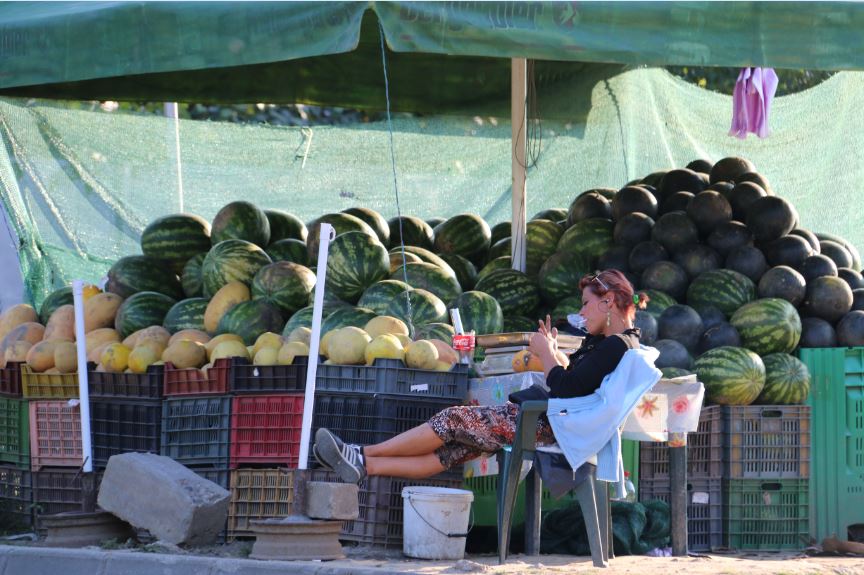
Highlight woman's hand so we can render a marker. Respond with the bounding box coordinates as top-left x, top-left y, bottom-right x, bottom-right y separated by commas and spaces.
537, 315, 559, 350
